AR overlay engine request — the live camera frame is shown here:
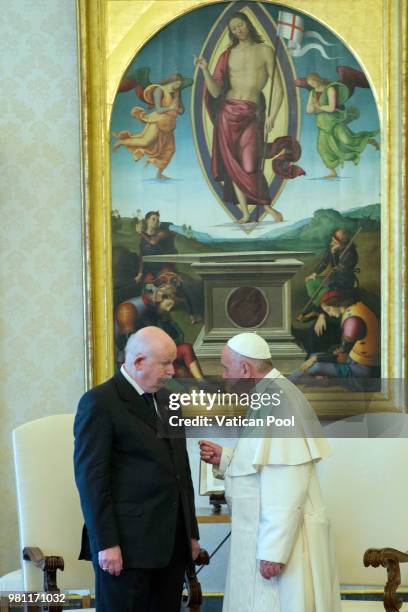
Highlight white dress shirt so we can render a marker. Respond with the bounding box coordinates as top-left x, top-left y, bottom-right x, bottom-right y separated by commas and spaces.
120, 365, 159, 416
